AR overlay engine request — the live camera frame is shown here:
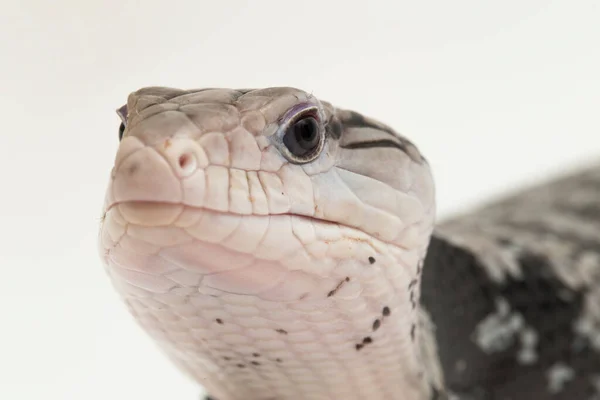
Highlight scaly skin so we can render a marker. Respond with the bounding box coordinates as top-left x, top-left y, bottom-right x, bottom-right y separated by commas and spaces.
422, 164, 600, 399
99, 87, 436, 400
